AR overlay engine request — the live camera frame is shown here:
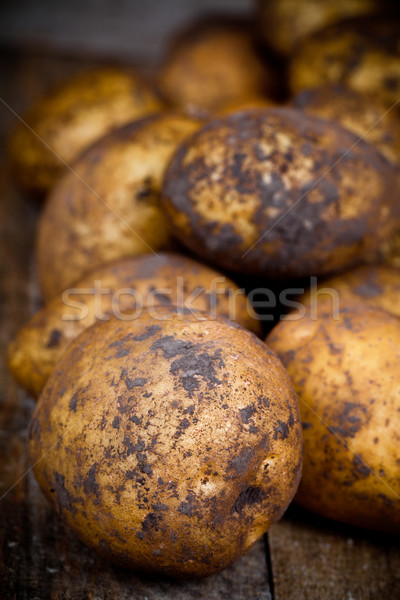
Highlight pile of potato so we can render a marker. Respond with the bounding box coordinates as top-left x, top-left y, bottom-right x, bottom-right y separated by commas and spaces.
8, 0, 400, 578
